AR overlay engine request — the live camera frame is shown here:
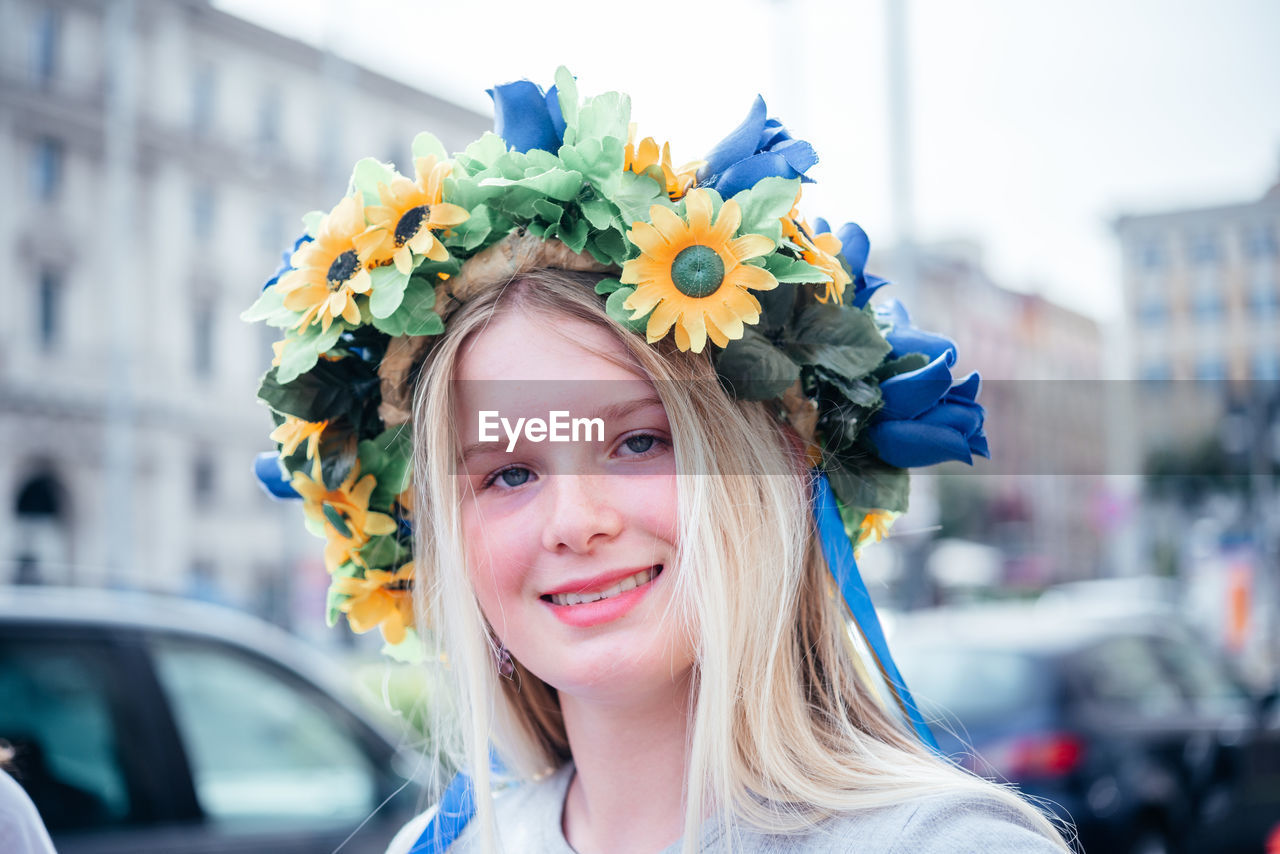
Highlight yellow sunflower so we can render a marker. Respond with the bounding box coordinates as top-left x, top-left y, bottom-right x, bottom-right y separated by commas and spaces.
624, 124, 703, 200
331, 563, 415, 645
355, 155, 469, 274
277, 196, 373, 333
269, 416, 328, 458
854, 509, 898, 557
782, 196, 851, 304
291, 464, 397, 573
621, 189, 778, 353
